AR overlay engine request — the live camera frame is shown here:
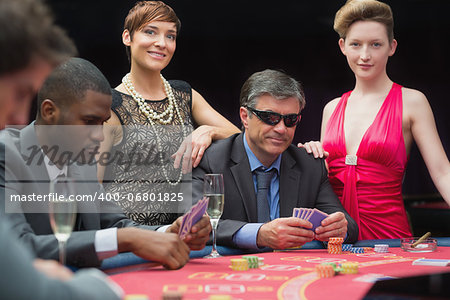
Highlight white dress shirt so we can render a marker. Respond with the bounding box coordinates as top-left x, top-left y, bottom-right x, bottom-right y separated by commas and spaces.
42, 153, 118, 260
